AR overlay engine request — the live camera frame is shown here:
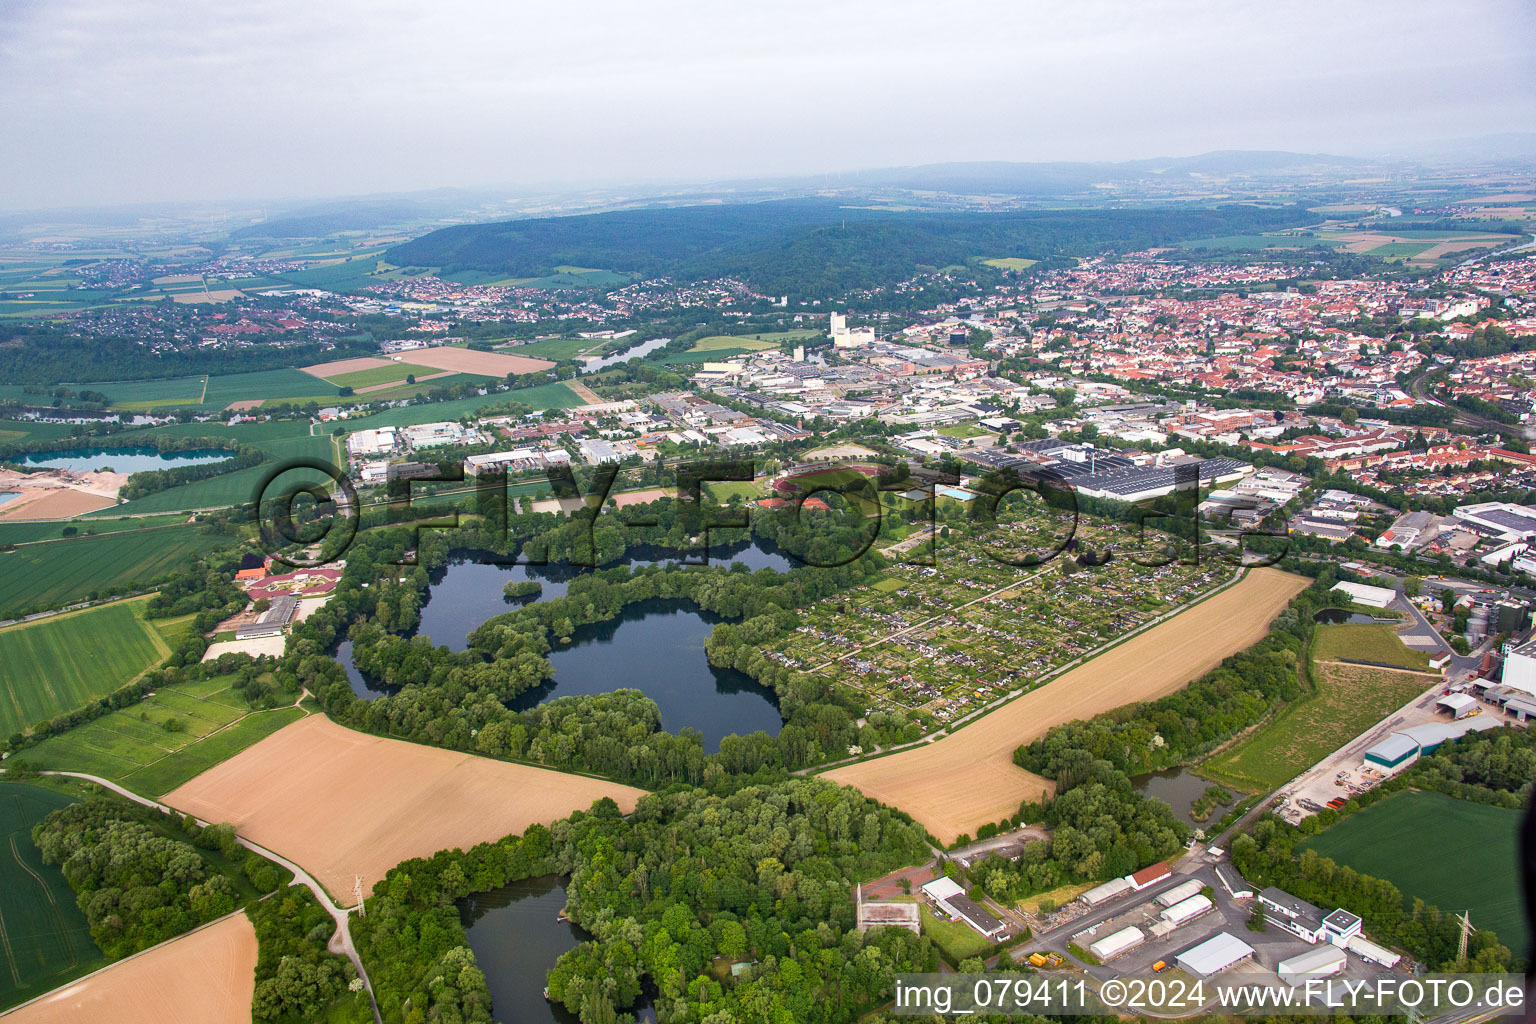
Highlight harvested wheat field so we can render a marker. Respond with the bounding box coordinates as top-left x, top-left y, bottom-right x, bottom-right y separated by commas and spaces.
163, 715, 645, 904
5, 913, 256, 1024
403, 346, 555, 376
300, 355, 396, 378
823, 568, 1307, 844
